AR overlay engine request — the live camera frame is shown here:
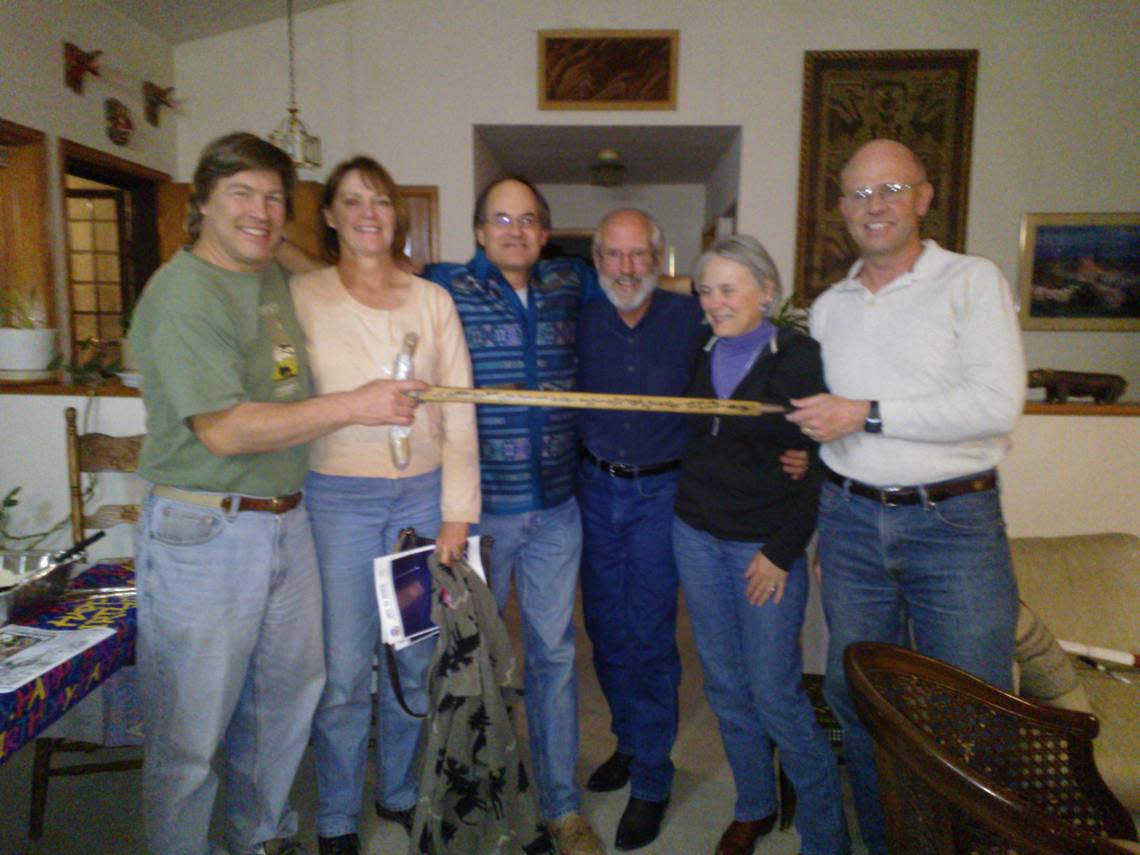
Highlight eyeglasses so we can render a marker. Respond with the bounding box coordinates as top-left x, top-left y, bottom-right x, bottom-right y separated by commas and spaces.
599, 248, 654, 267
486, 212, 541, 229
843, 182, 915, 203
